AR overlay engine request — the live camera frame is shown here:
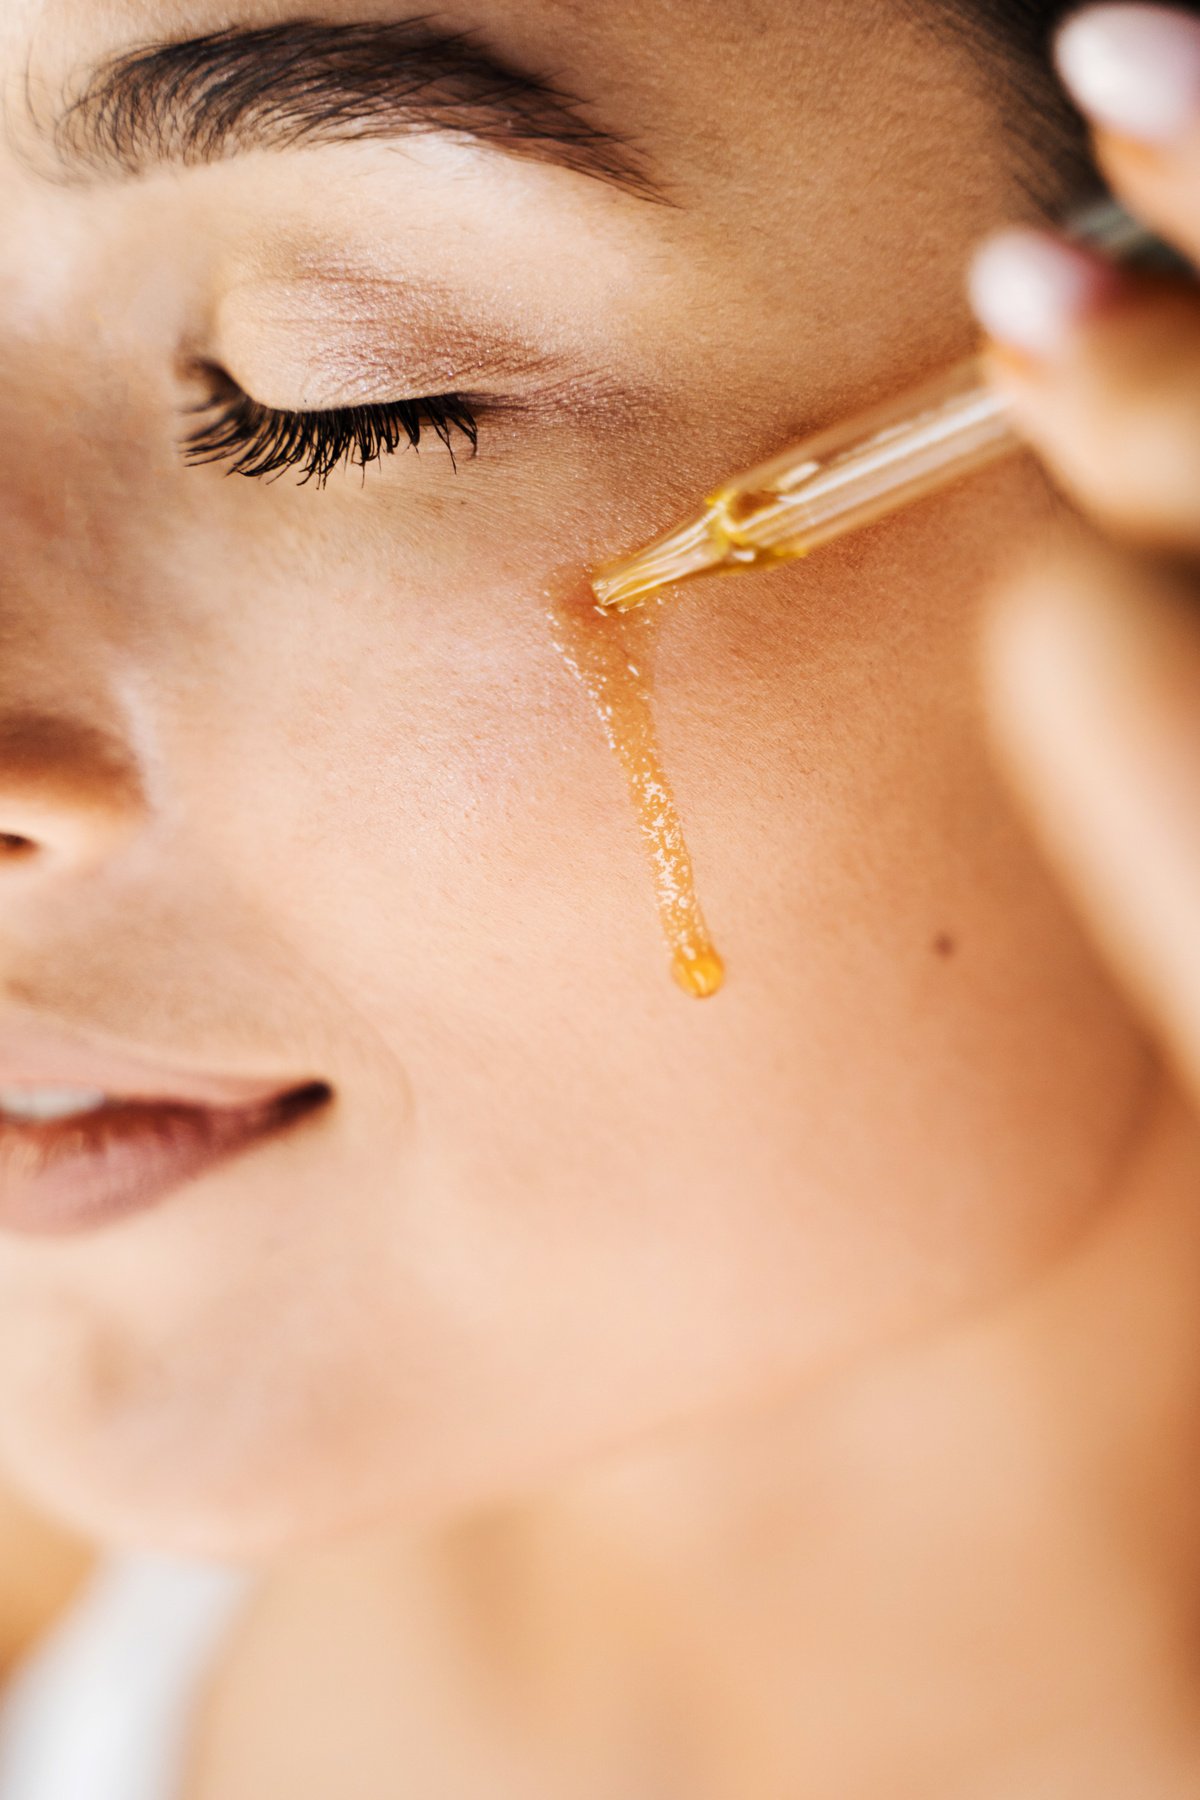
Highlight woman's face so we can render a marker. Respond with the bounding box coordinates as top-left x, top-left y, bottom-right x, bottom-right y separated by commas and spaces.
0, 0, 1151, 1552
